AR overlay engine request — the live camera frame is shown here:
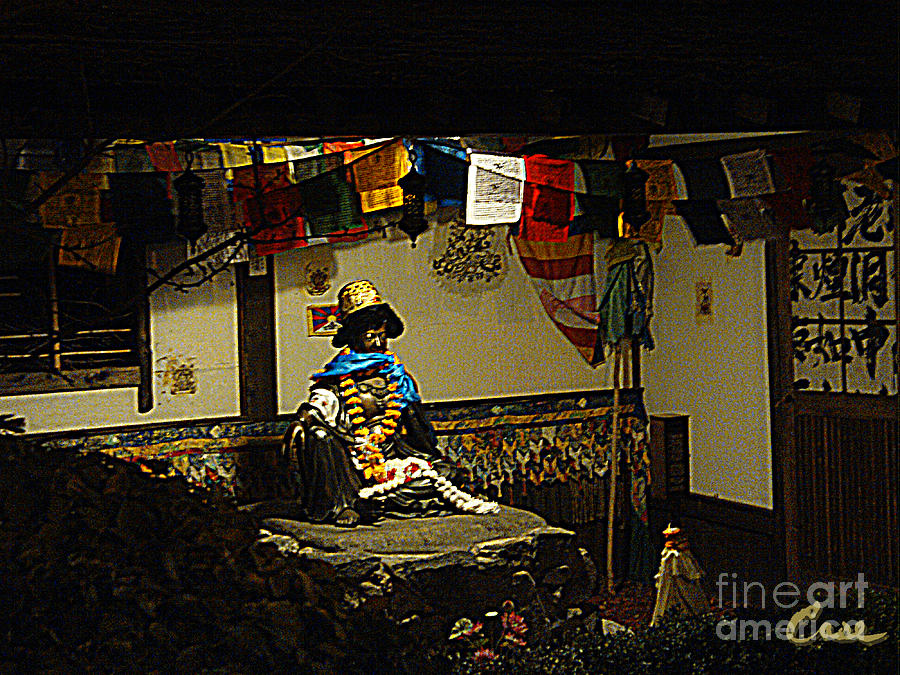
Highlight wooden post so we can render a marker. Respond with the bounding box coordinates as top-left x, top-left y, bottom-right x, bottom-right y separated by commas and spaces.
606, 341, 622, 594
